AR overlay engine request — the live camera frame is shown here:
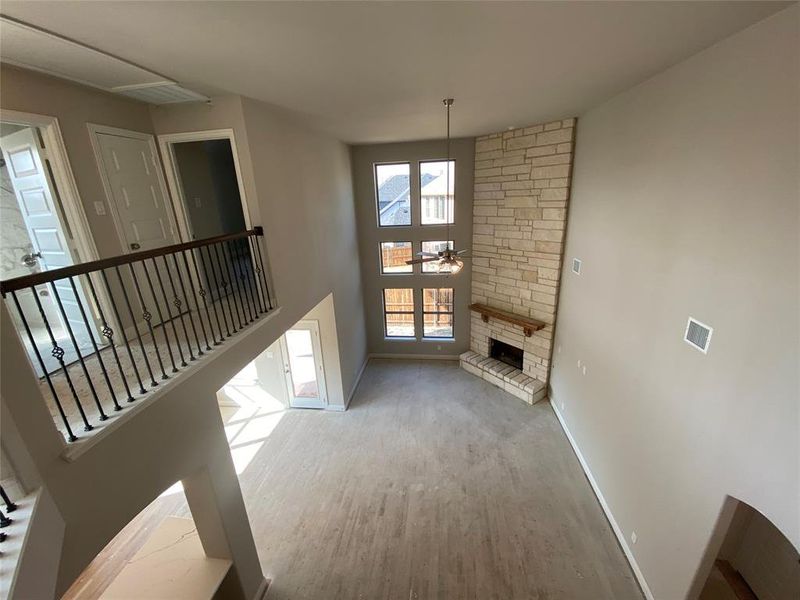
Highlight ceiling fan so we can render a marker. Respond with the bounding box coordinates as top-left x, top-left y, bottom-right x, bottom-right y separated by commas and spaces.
406, 98, 469, 275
